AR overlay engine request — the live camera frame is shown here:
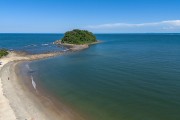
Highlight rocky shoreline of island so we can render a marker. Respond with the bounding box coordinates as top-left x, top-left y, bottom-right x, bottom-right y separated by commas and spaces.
54, 40, 101, 51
